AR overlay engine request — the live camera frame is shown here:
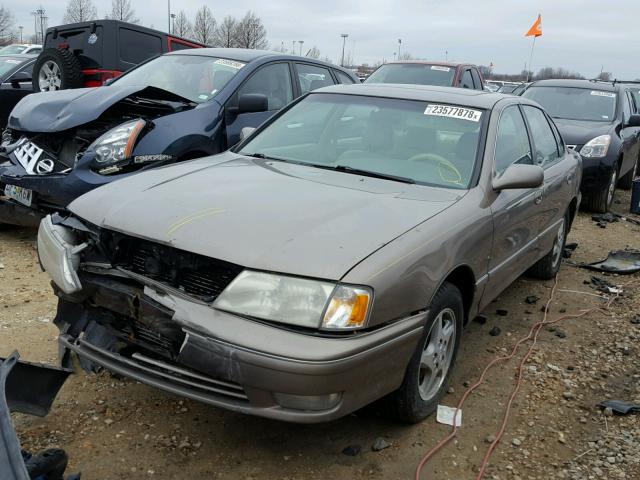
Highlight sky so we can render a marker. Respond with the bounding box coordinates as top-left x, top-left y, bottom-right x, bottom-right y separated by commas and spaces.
4, 0, 640, 78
